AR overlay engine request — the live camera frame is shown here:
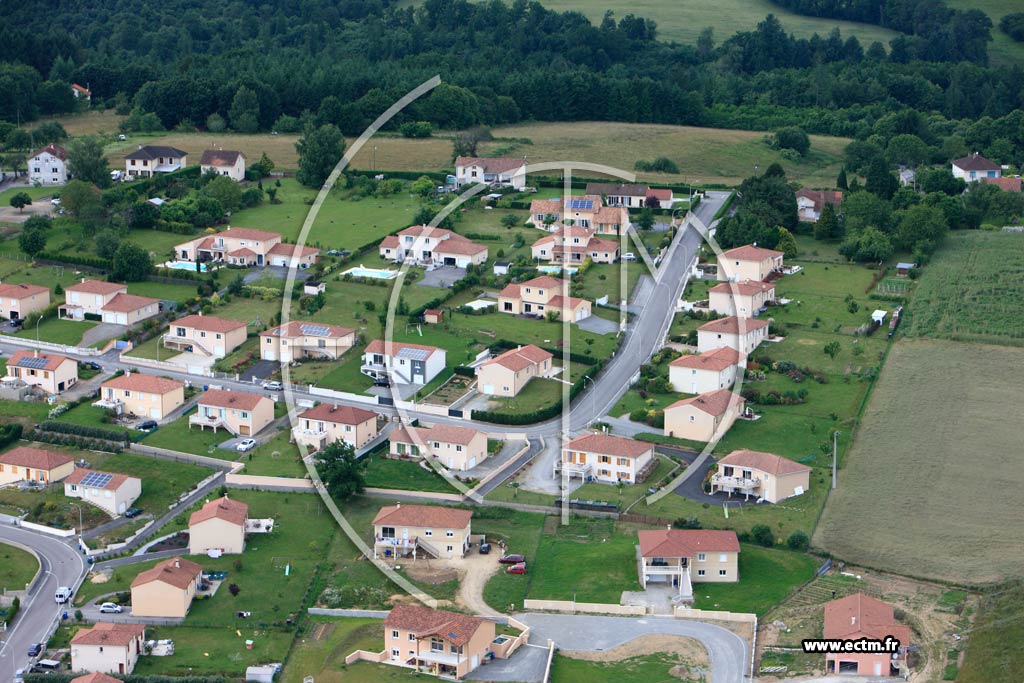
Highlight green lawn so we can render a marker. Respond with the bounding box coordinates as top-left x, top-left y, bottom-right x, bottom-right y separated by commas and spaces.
690, 544, 818, 616
132, 626, 294, 677
959, 581, 1024, 683
55, 402, 130, 434
551, 653, 703, 683
477, 507, 548, 612
241, 428, 308, 478
280, 618, 386, 683
127, 280, 201, 307
481, 376, 566, 416
0, 398, 50, 427
361, 450, 458, 493
12, 317, 95, 346
0, 542, 39, 591
141, 408, 235, 456
572, 455, 680, 509
0, 186, 56, 204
